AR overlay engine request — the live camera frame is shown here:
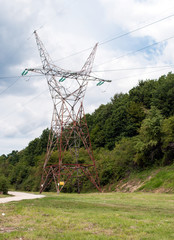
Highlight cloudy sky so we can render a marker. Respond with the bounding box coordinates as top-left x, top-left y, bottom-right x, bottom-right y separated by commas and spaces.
1, 0, 174, 155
